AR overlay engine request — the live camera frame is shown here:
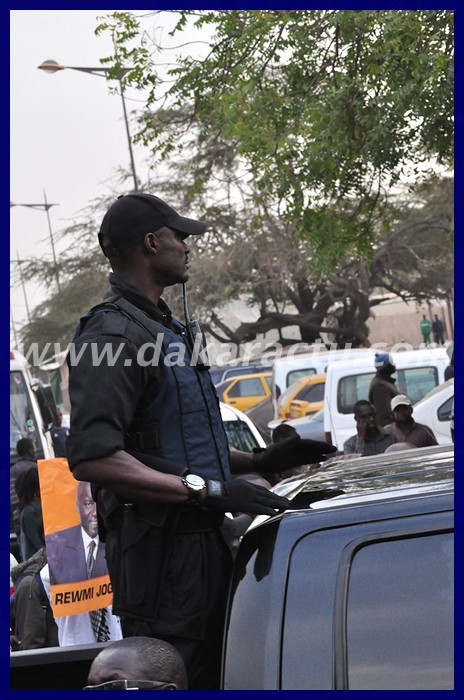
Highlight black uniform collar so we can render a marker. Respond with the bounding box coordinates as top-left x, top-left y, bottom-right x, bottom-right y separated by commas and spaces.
106, 272, 173, 325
